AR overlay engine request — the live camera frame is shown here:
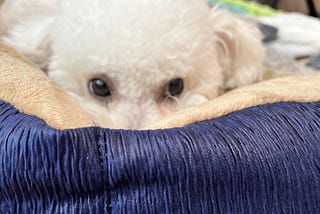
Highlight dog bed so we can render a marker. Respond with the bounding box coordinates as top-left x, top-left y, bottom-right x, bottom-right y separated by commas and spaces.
1, 43, 320, 213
